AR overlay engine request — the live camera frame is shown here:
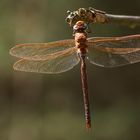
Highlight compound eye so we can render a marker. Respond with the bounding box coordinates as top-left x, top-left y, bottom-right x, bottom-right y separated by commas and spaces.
81, 10, 86, 14
79, 8, 85, 12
